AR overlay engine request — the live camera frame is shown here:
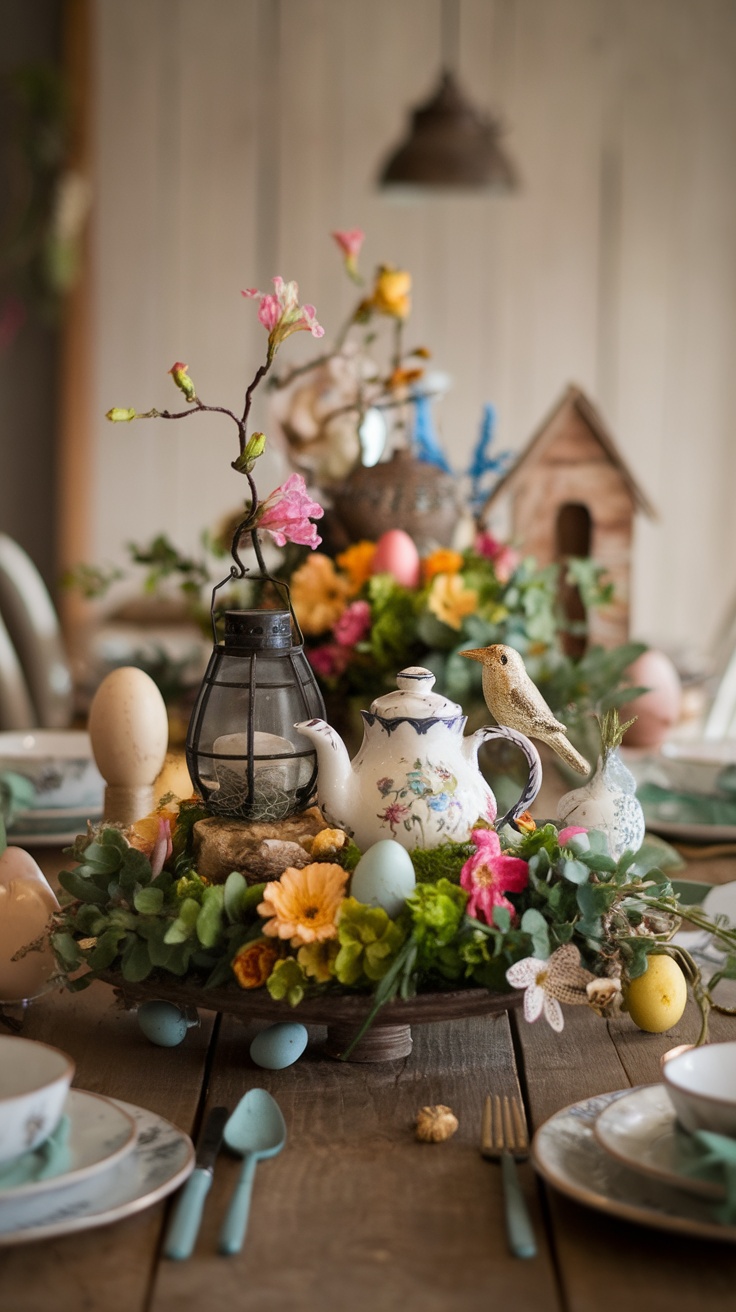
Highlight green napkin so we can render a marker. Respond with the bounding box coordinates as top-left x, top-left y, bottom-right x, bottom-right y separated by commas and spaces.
0, 1115, 71, 1190
678, 1127, 736, 1224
